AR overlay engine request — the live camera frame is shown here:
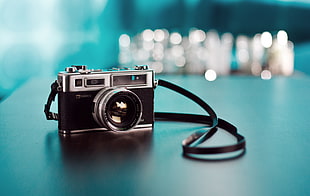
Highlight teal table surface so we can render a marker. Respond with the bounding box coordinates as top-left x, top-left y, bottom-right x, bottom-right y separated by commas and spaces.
1, 75, 310, 196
